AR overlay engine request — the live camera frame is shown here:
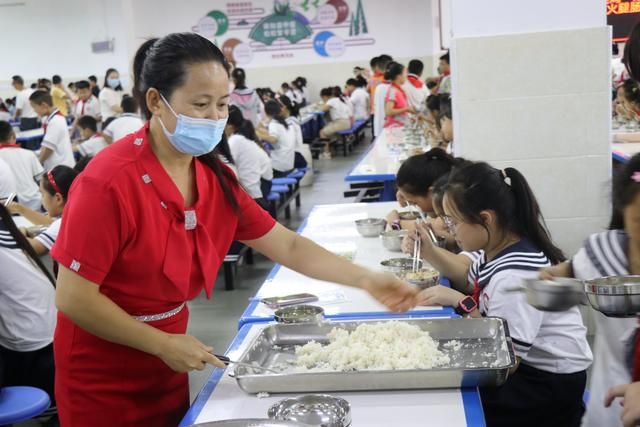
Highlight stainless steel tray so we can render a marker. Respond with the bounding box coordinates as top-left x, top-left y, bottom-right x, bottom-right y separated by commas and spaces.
233, 318, 516, 394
